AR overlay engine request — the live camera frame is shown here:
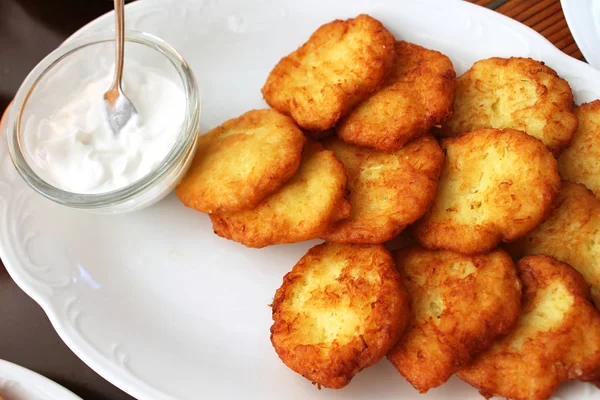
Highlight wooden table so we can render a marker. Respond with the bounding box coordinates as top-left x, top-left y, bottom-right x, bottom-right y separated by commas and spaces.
468, 0, 584, 60
0, 1, 584, 399
0, 2, 137, 398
